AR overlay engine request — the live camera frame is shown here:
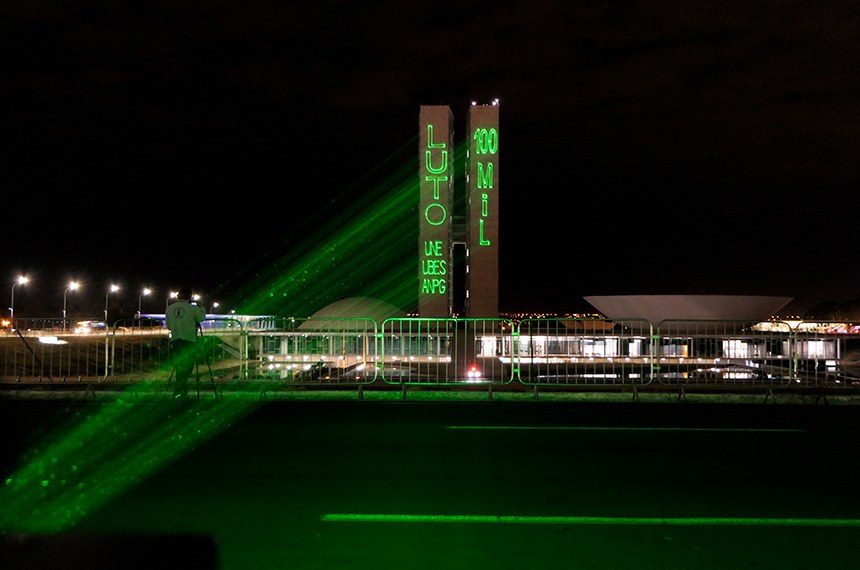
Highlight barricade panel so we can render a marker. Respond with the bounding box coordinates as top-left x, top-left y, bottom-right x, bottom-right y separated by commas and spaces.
380, 318, 515, 384
515, 318, 653, 386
